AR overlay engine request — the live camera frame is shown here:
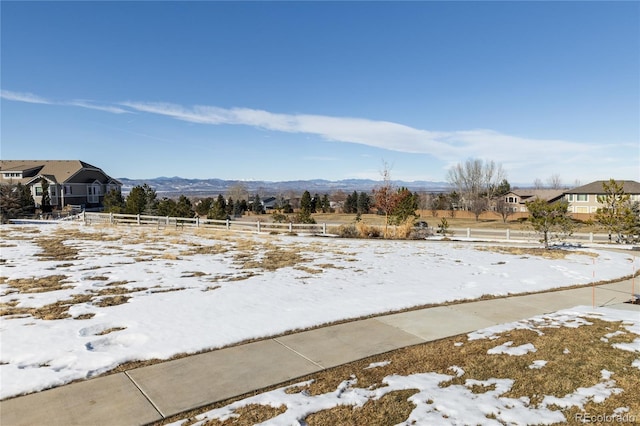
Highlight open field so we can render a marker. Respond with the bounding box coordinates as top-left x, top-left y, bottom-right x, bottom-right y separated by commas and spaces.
278, 210, 604, 233
1, 222, 636, 402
